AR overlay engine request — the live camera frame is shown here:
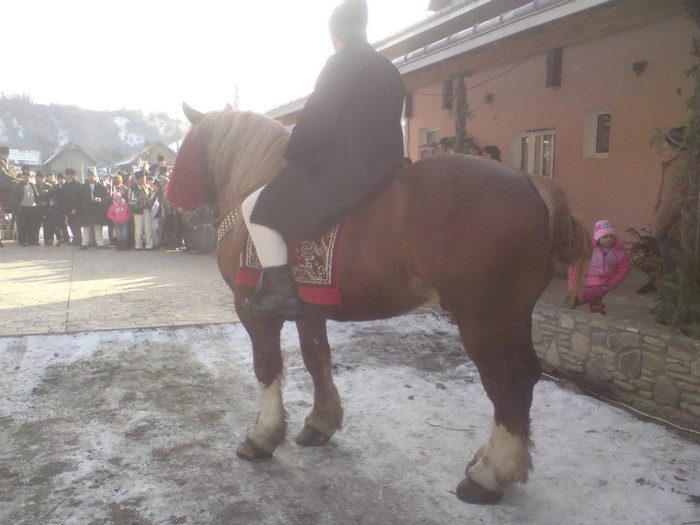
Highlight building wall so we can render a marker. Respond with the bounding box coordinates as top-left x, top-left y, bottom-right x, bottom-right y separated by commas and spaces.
405, 14, 697, 238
